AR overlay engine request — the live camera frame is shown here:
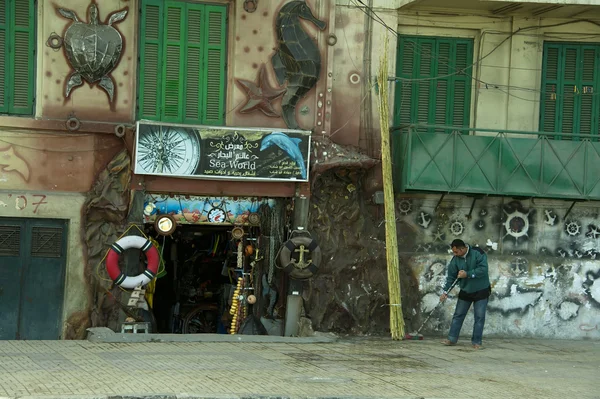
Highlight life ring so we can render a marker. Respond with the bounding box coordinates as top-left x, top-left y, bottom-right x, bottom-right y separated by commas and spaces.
105, 236, 159, 289
278, 235, 322, 280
